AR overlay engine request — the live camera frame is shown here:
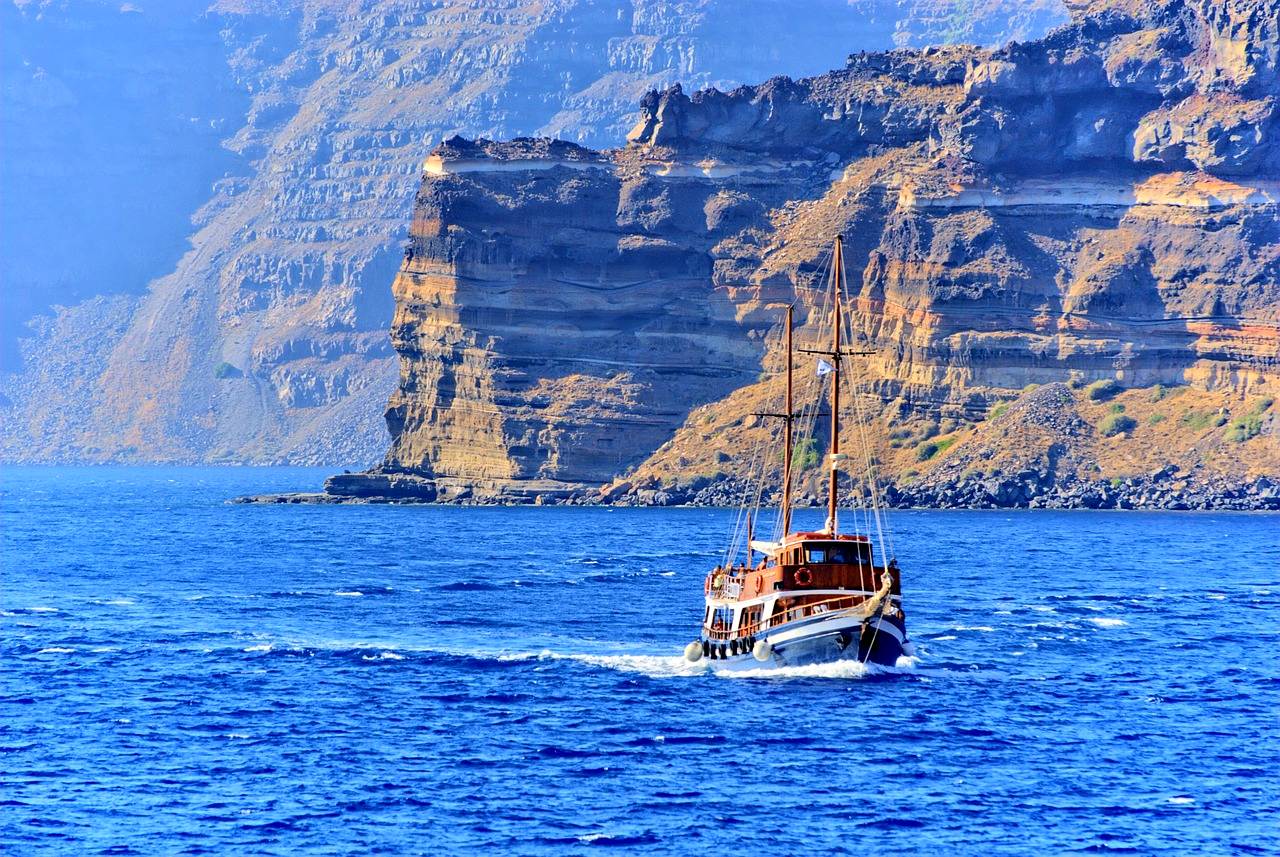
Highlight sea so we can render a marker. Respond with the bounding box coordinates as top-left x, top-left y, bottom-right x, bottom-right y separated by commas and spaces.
2, 467, 1277, 855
